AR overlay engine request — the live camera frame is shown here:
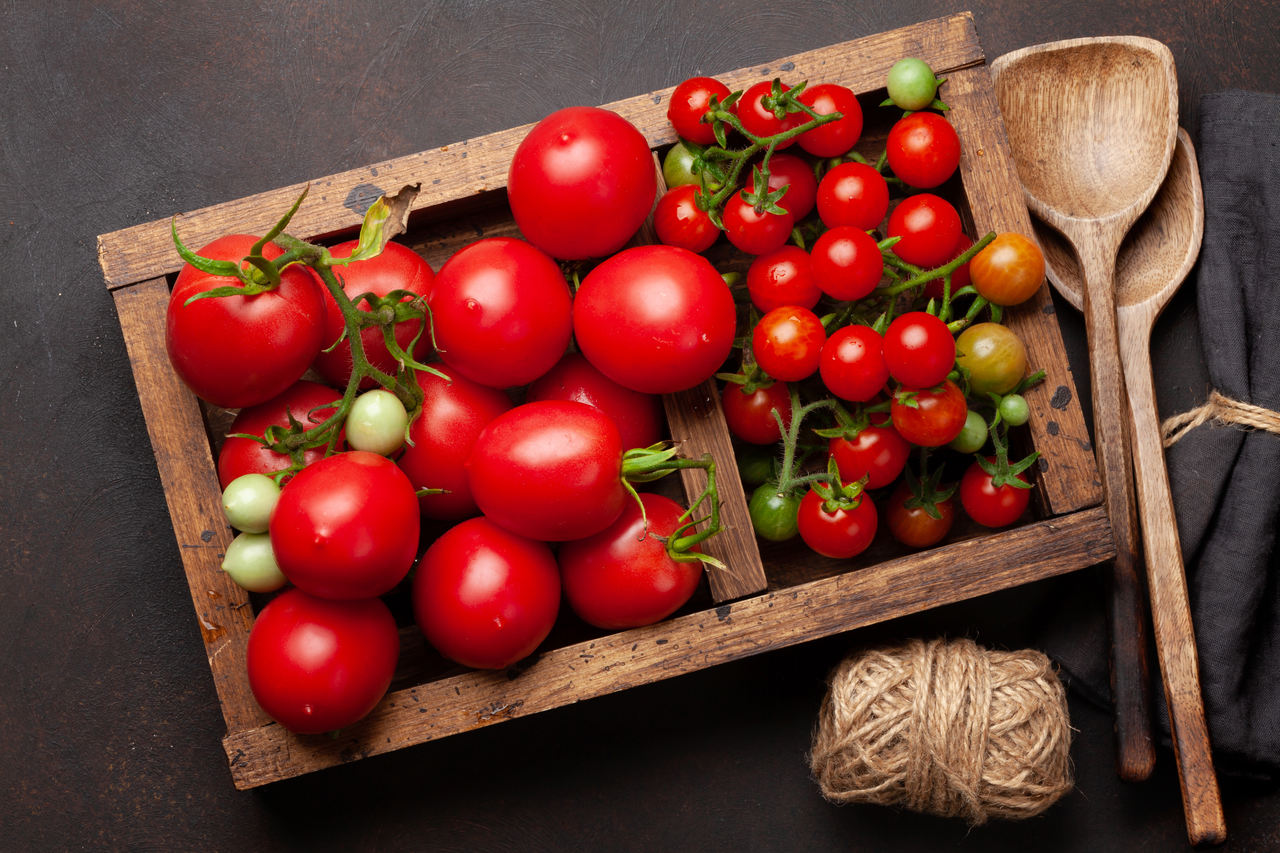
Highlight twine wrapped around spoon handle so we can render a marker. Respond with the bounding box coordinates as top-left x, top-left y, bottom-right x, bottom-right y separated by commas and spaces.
1161, 390, 1280, 447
